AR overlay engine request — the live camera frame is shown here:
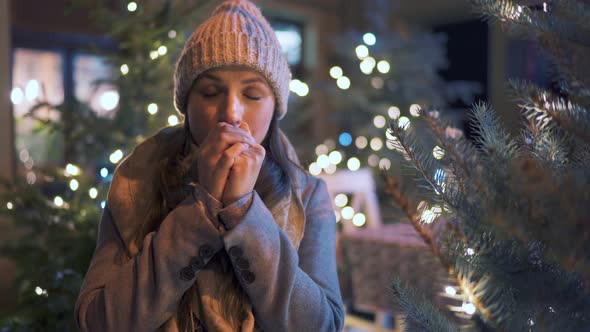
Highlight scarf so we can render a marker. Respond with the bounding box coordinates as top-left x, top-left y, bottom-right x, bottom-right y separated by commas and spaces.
106, 125, 306, 331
